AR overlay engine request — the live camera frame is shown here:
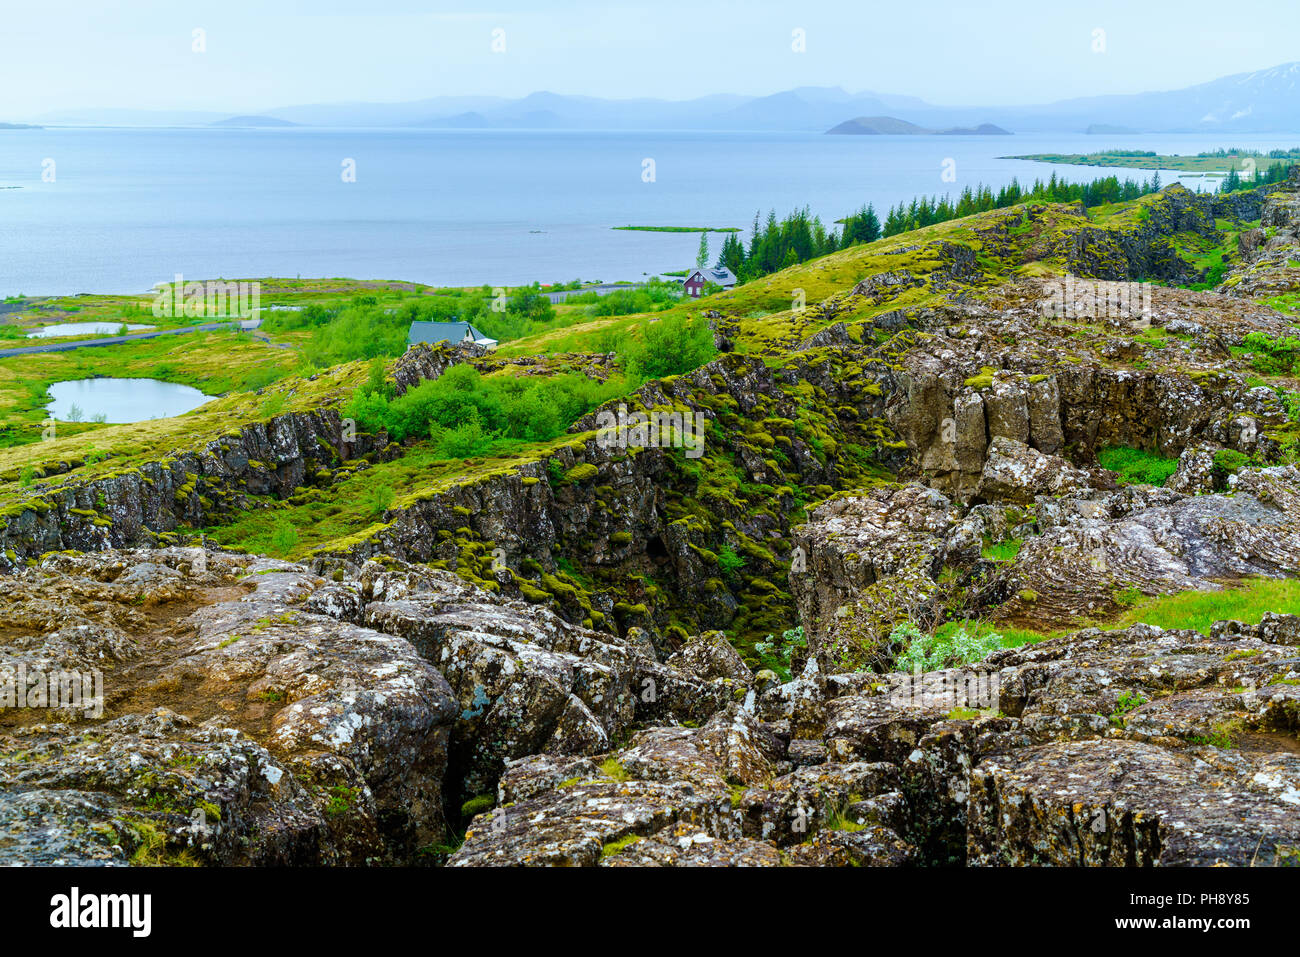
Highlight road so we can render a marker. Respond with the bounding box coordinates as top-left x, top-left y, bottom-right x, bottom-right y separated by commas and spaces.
0, 319, 262, 359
